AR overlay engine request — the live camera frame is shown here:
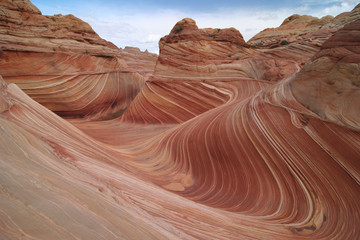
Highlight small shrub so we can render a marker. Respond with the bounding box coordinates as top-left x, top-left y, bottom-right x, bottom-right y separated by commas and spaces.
50, 16, 56, 22
175, 26, 183, 33
235, 57, 240, 60
280, 40, 290, 45
85, 50, 88, 54
53, 48, 56, 51
208, 34, 216, 38
228, 54, 232, 57
250, 42, 263, 48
